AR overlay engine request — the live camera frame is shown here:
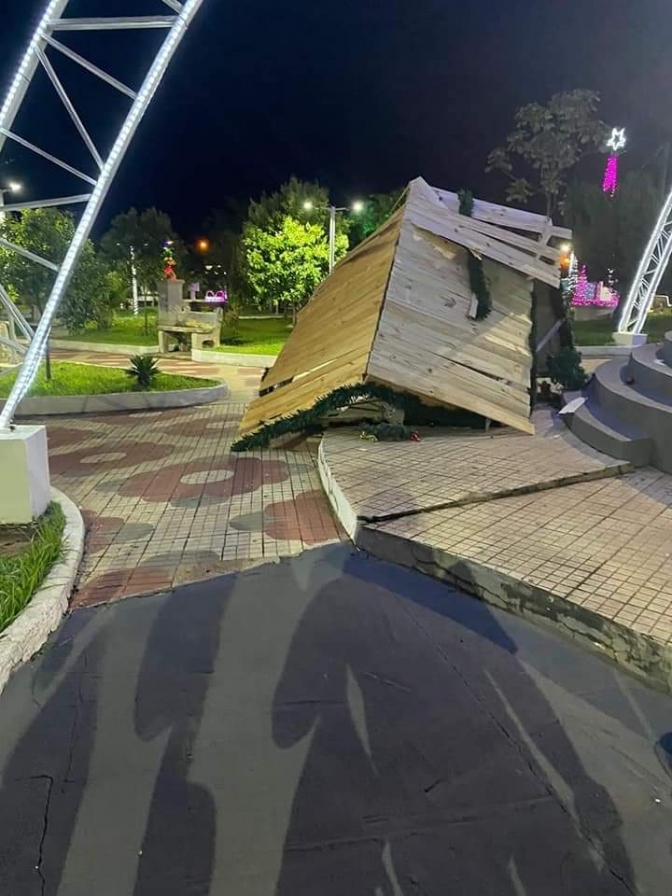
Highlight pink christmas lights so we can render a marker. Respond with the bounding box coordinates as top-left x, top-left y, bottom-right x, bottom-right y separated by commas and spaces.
603, 154, 618, 196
